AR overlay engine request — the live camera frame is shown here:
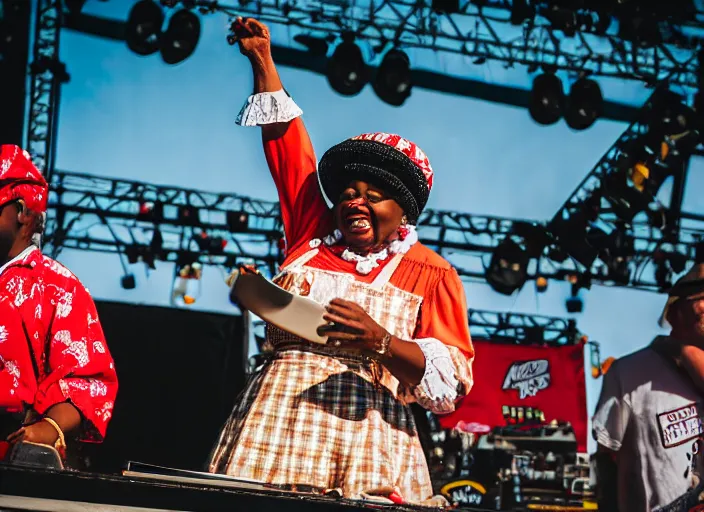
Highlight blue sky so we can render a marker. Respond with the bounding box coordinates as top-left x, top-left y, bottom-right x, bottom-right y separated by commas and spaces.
50, 1, 704, 453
